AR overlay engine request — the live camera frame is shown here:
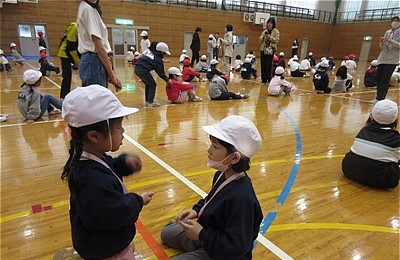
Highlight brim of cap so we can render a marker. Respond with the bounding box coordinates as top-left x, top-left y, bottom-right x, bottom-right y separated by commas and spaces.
202, 125, 233, 146
165, 51, 171, 55
109, 107, 139, 119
